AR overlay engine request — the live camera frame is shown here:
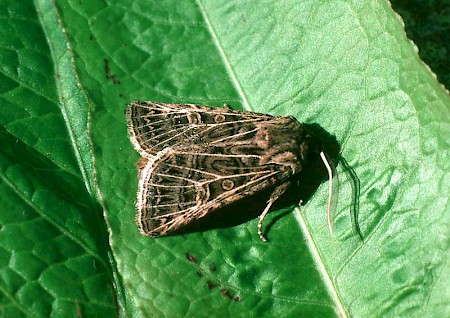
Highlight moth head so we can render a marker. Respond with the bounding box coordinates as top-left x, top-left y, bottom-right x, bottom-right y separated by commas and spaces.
298, 127, 323, 163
